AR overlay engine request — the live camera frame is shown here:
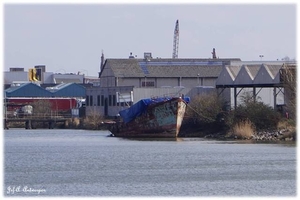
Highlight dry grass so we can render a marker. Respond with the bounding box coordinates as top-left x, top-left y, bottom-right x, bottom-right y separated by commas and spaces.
232, 119, 255, 139
277, 119, 295, 130
64, 118, 81, 128
73, 118, 80, 126
83, 110, 104, 130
